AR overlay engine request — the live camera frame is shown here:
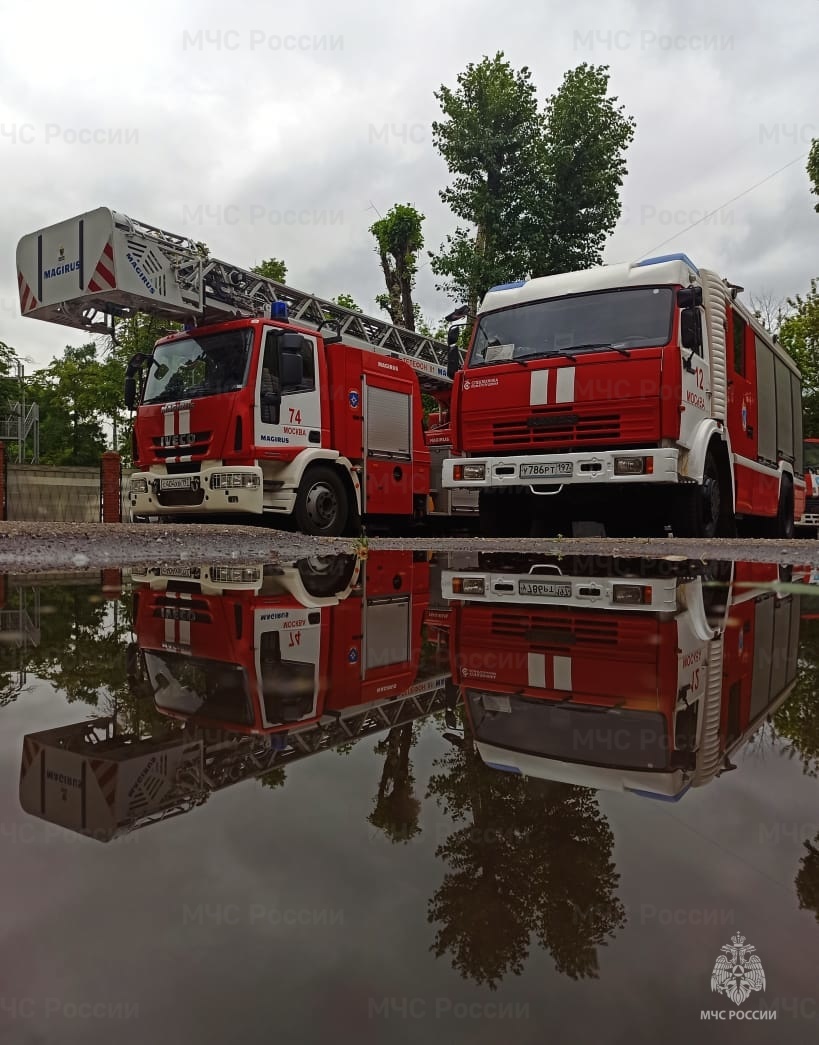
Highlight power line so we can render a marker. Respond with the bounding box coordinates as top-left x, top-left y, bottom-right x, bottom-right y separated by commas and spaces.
639, 151, 811, 259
